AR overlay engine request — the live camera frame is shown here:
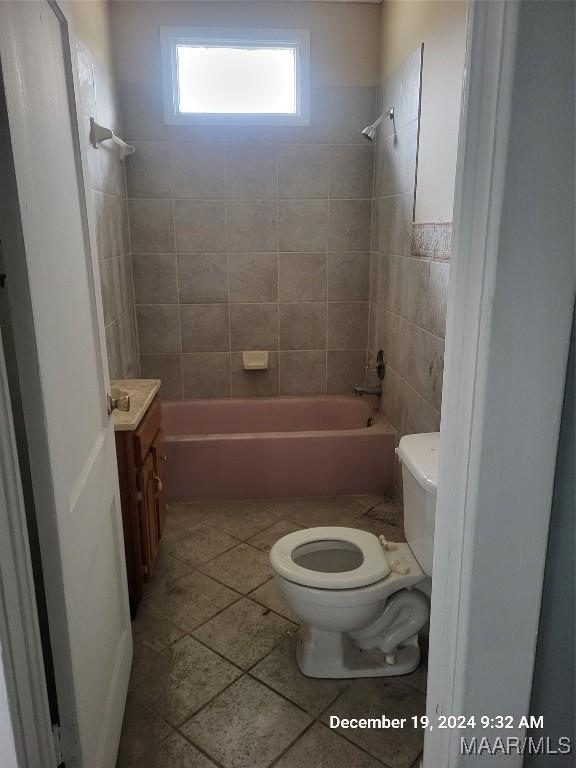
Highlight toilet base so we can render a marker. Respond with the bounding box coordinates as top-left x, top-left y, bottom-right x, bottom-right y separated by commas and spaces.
295, 626, 421, 679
